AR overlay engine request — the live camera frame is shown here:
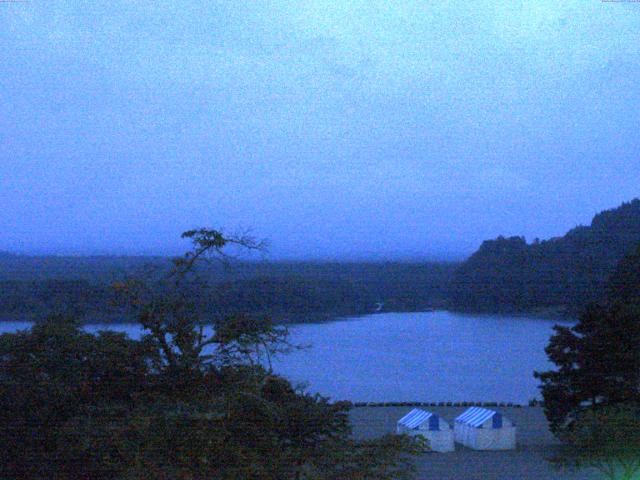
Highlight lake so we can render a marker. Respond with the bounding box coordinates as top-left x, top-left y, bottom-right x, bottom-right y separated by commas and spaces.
0, 311, 571, 404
